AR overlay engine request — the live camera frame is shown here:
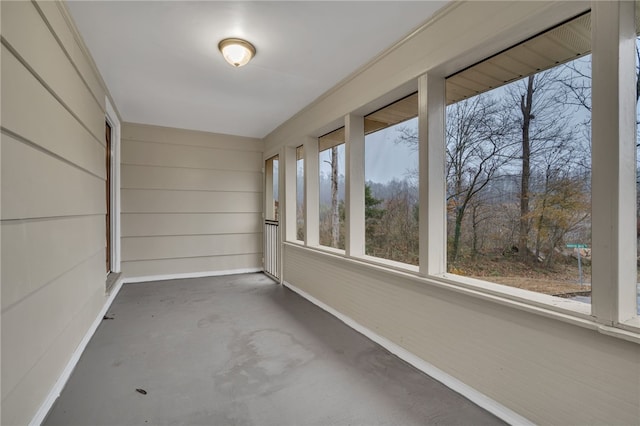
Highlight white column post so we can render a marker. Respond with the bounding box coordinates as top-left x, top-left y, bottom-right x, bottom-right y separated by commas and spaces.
346, 114, 365, 257
591, 0, 638, 324
418, 73, 447, 276
304, 136, 320, 247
